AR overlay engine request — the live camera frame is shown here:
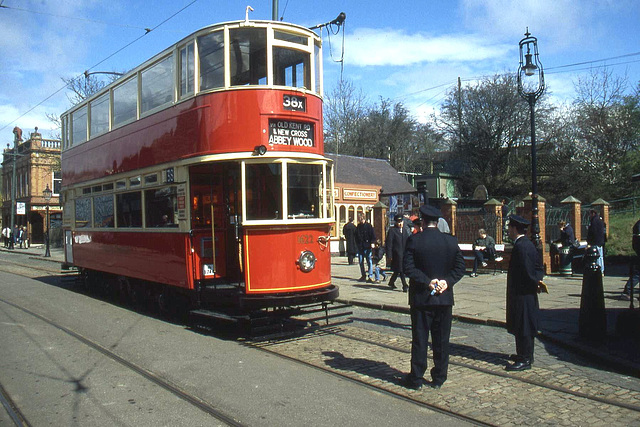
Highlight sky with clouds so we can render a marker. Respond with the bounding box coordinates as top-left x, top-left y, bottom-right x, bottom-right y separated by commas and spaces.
0, 0, 638, 138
